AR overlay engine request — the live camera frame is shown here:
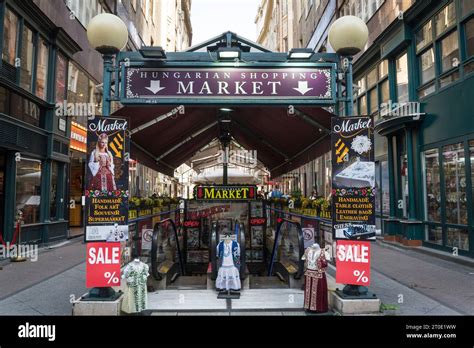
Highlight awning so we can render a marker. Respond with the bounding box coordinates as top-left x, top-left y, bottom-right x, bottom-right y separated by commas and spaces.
112, 105, 332, 178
